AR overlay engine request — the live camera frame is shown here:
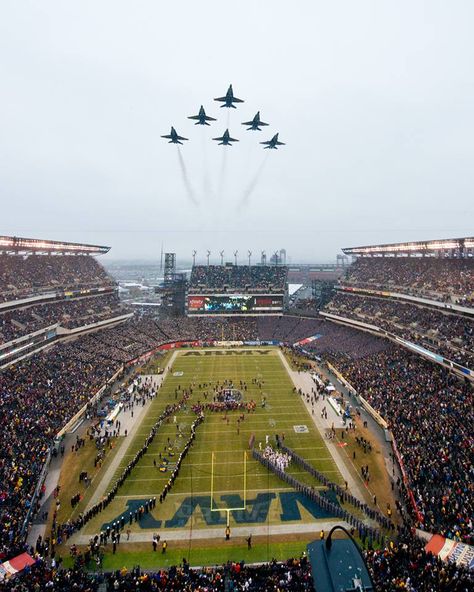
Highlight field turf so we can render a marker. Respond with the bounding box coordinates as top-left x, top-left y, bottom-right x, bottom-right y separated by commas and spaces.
81, 348, 343, 537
